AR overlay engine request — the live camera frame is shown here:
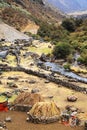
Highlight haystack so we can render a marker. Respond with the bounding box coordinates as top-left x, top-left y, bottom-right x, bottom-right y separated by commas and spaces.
28, 101, 60, 124
14, 92, 44, 105
13, 92, 44, 111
